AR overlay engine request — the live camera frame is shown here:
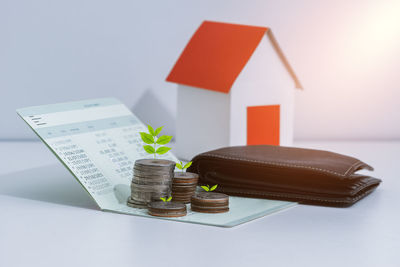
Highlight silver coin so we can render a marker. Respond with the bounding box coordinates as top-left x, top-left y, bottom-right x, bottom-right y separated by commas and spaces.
133, 173, 173, 179
192, 192, 229, 202
133, 174, 173, 181
130, 193, 168, 203
130, 190, 169, 199
148, 201, 187, 211
130, 191, 170, 199
173, 172, 199, 179
130, 193, 152, 202
131, 184, 170, 191
134, 165, 174, 171
132, 179, 172, 186
190, 204, 229, 213
135, 159, 176, 168
172, 185, 197, 190
132, 182, 171, 188
127, 197, 148, 209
